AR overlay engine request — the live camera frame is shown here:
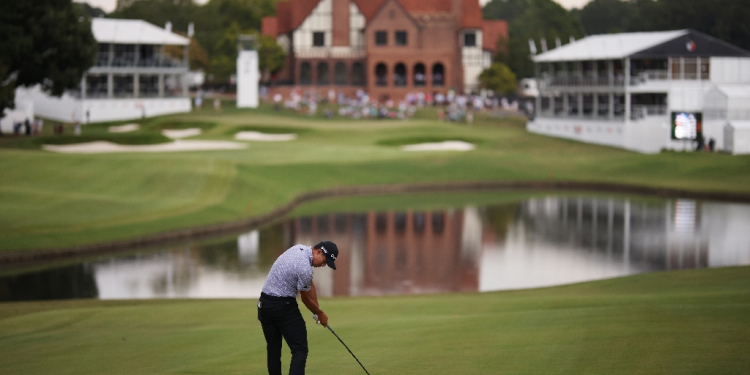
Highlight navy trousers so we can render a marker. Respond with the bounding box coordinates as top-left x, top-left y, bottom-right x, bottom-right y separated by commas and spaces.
258, 293, 308, 375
